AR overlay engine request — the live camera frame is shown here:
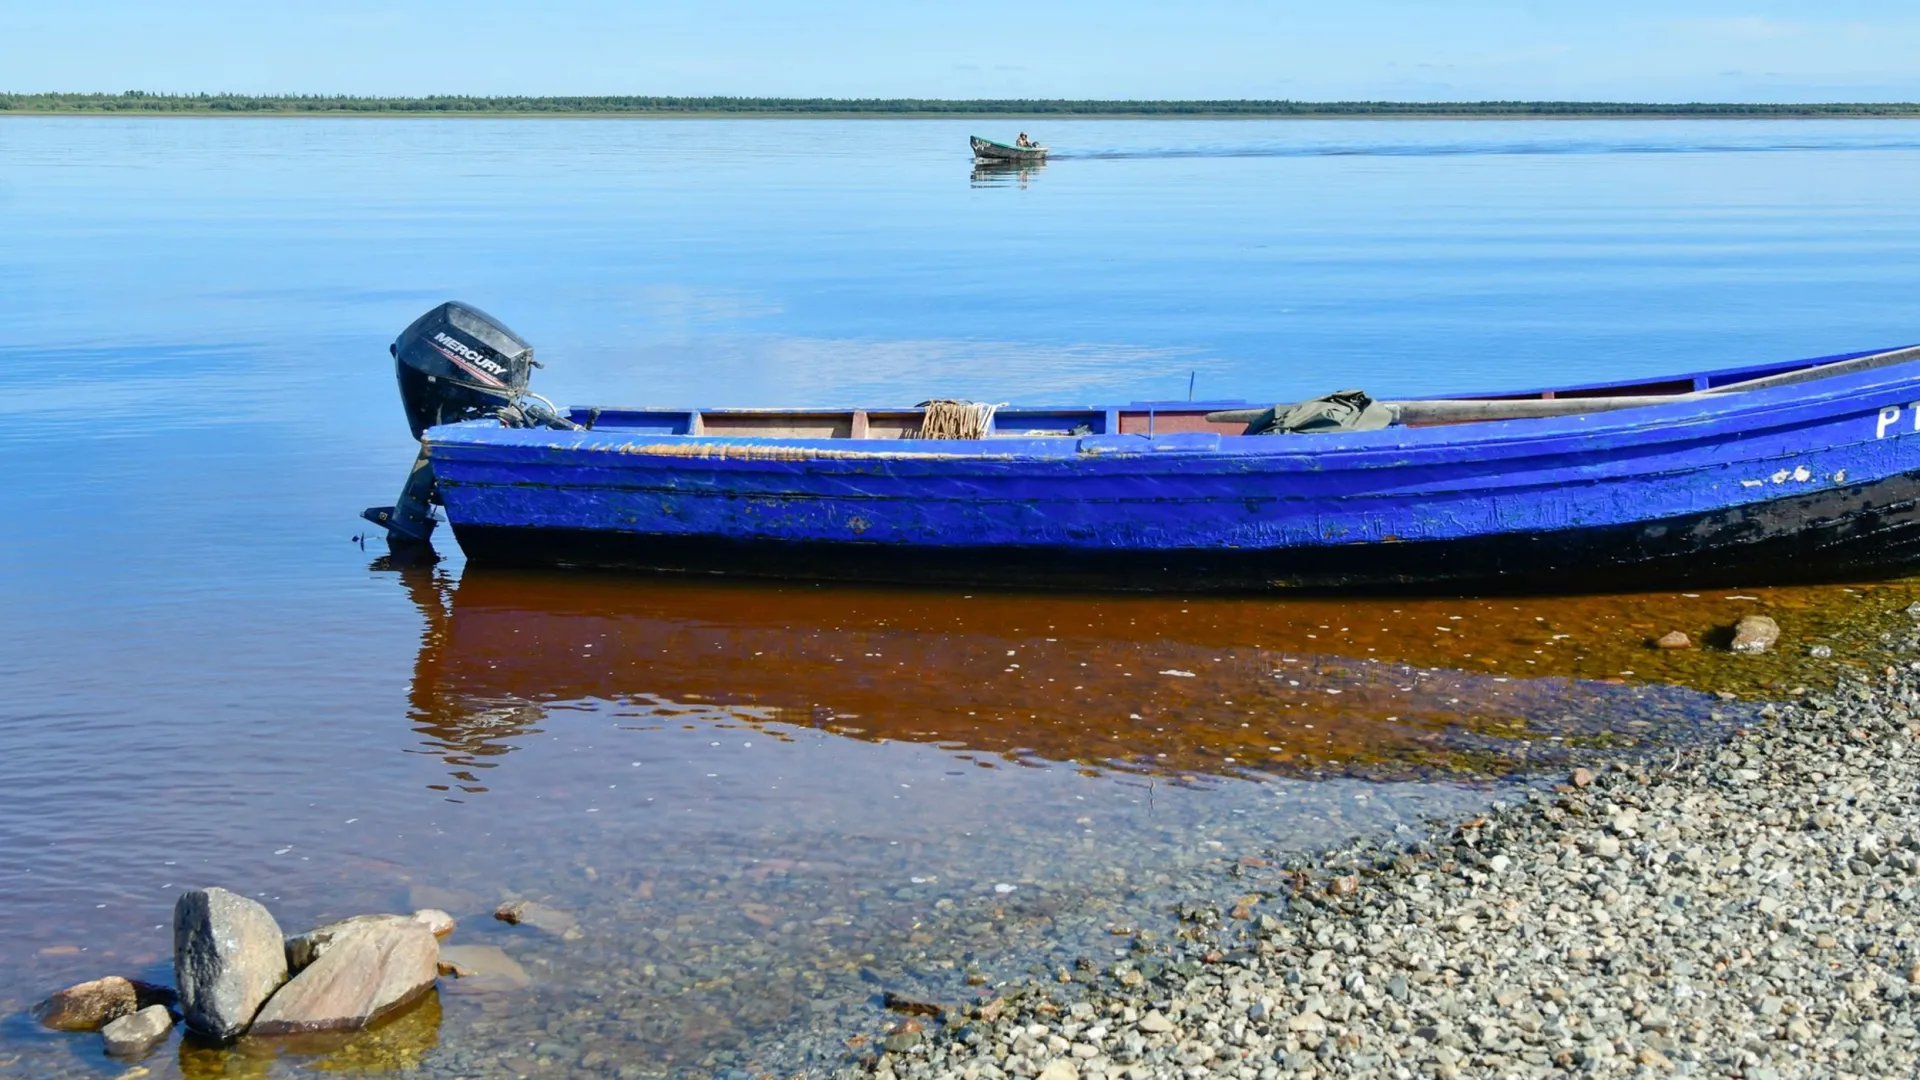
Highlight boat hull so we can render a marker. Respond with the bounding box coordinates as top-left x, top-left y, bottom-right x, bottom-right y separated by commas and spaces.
424, 352, 1920, 592
970, 135, 1047, 163
448, 471, 1920, 591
